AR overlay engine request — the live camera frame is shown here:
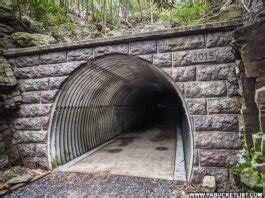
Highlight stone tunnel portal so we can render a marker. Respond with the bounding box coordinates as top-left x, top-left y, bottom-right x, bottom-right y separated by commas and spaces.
48, 54, 193, 181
